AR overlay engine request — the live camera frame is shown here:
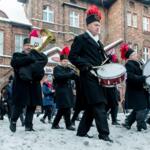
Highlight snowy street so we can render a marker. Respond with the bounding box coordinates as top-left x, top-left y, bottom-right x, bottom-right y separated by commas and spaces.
0, 113, 150, 150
